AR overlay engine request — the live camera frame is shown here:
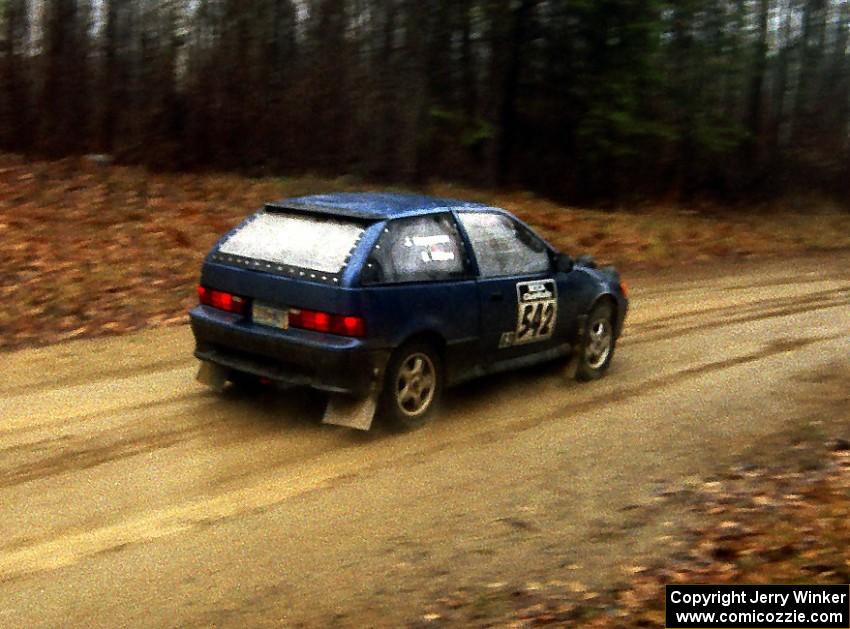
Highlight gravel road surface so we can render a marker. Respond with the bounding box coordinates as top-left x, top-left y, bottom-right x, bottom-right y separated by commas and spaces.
2, 253, 849, 627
